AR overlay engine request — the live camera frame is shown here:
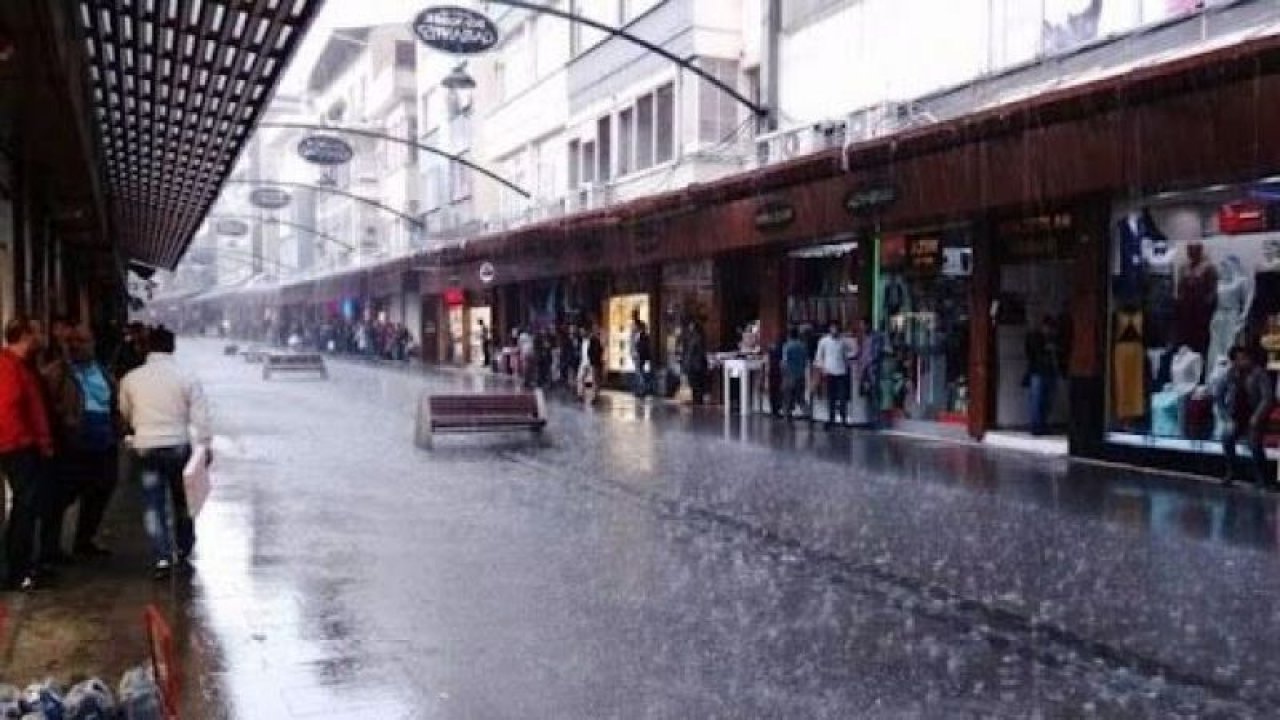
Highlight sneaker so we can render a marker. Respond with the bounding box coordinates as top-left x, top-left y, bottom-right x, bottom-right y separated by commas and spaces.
153, 560, 173, 579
